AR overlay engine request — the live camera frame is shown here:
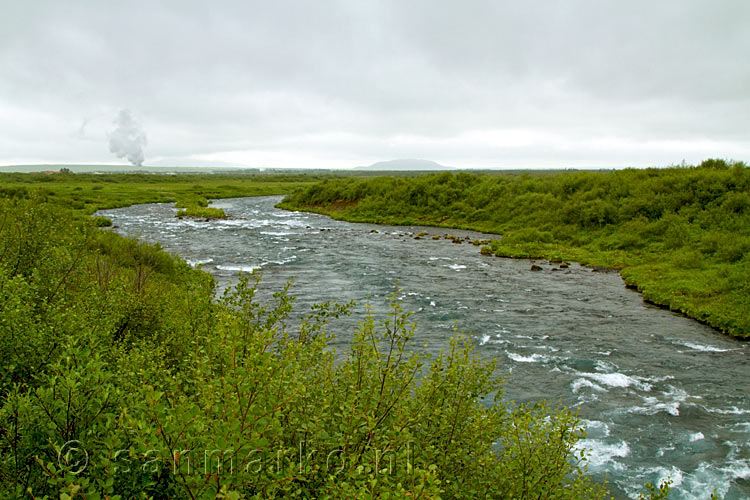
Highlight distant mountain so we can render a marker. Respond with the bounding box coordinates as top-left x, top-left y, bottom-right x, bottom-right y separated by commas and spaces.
355, 159, 453, 171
